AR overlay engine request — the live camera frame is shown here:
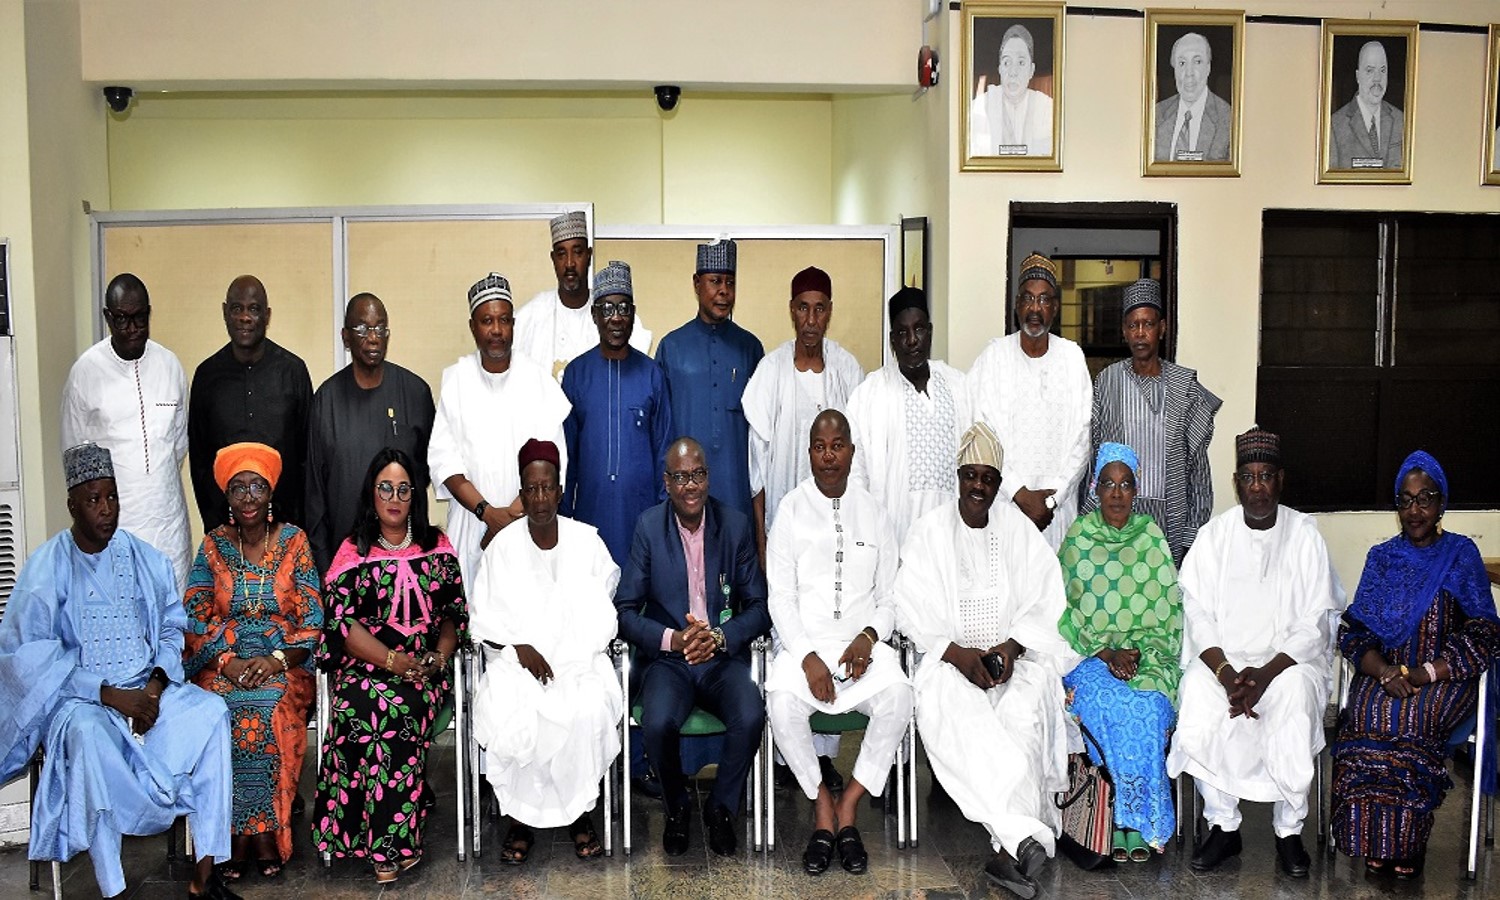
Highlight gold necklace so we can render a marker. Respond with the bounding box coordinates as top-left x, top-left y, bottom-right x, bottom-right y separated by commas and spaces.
236, 525, 272, 617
